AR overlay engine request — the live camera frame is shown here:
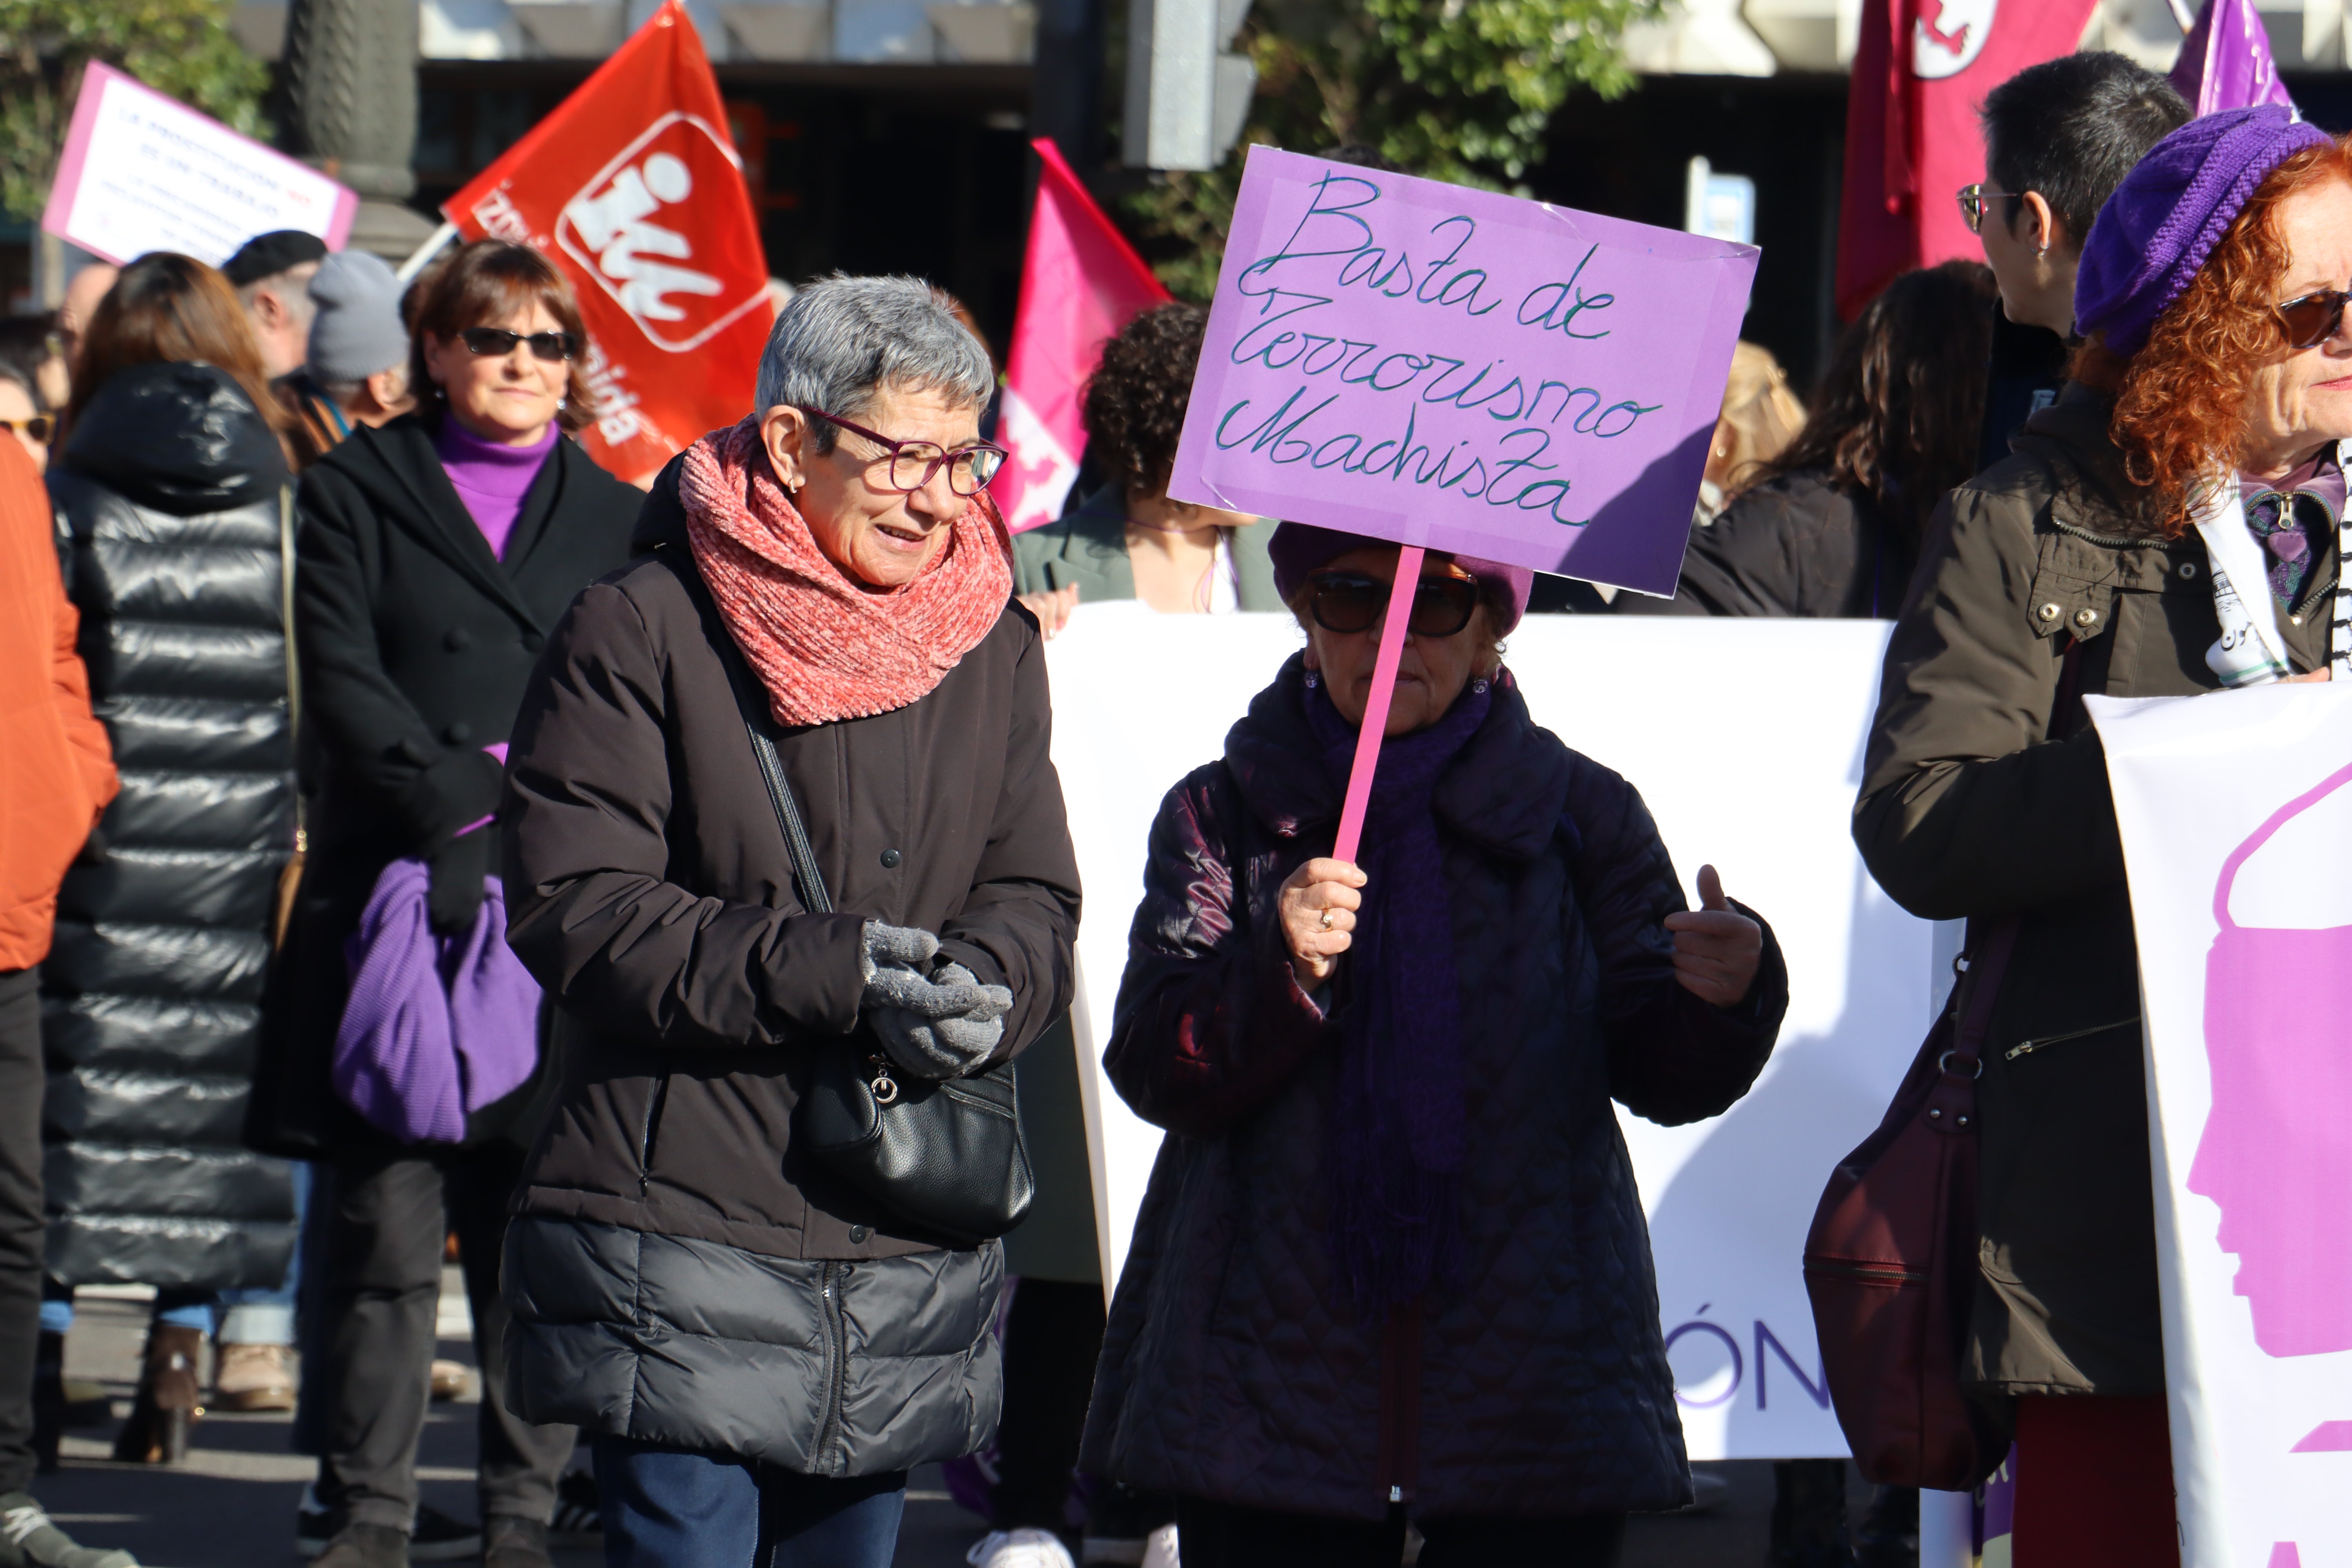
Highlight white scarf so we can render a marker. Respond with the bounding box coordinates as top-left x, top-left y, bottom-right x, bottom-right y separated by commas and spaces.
2191, 441, 2352, 686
